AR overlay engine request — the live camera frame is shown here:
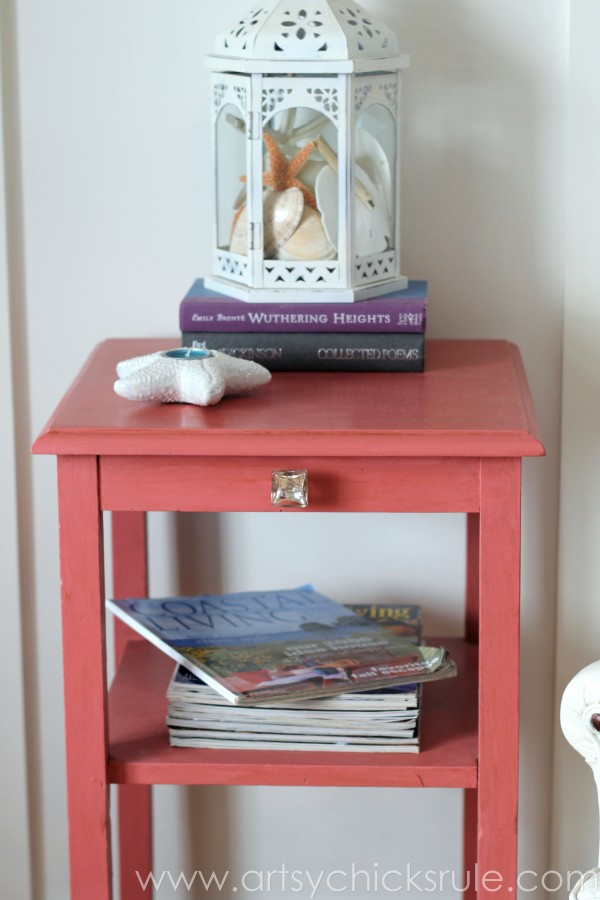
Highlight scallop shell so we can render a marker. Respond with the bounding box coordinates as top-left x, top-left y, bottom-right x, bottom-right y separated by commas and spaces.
229, 187, 305, 259
263, 187, 304, 258
275, 206, 336, 261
